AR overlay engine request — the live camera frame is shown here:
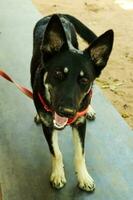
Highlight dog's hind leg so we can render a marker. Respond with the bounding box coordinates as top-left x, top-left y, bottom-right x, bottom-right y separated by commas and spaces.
42, 125, 66, 189
34, 114, 41, 125
86, 105, 96, 121
72, 121, 95, 192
